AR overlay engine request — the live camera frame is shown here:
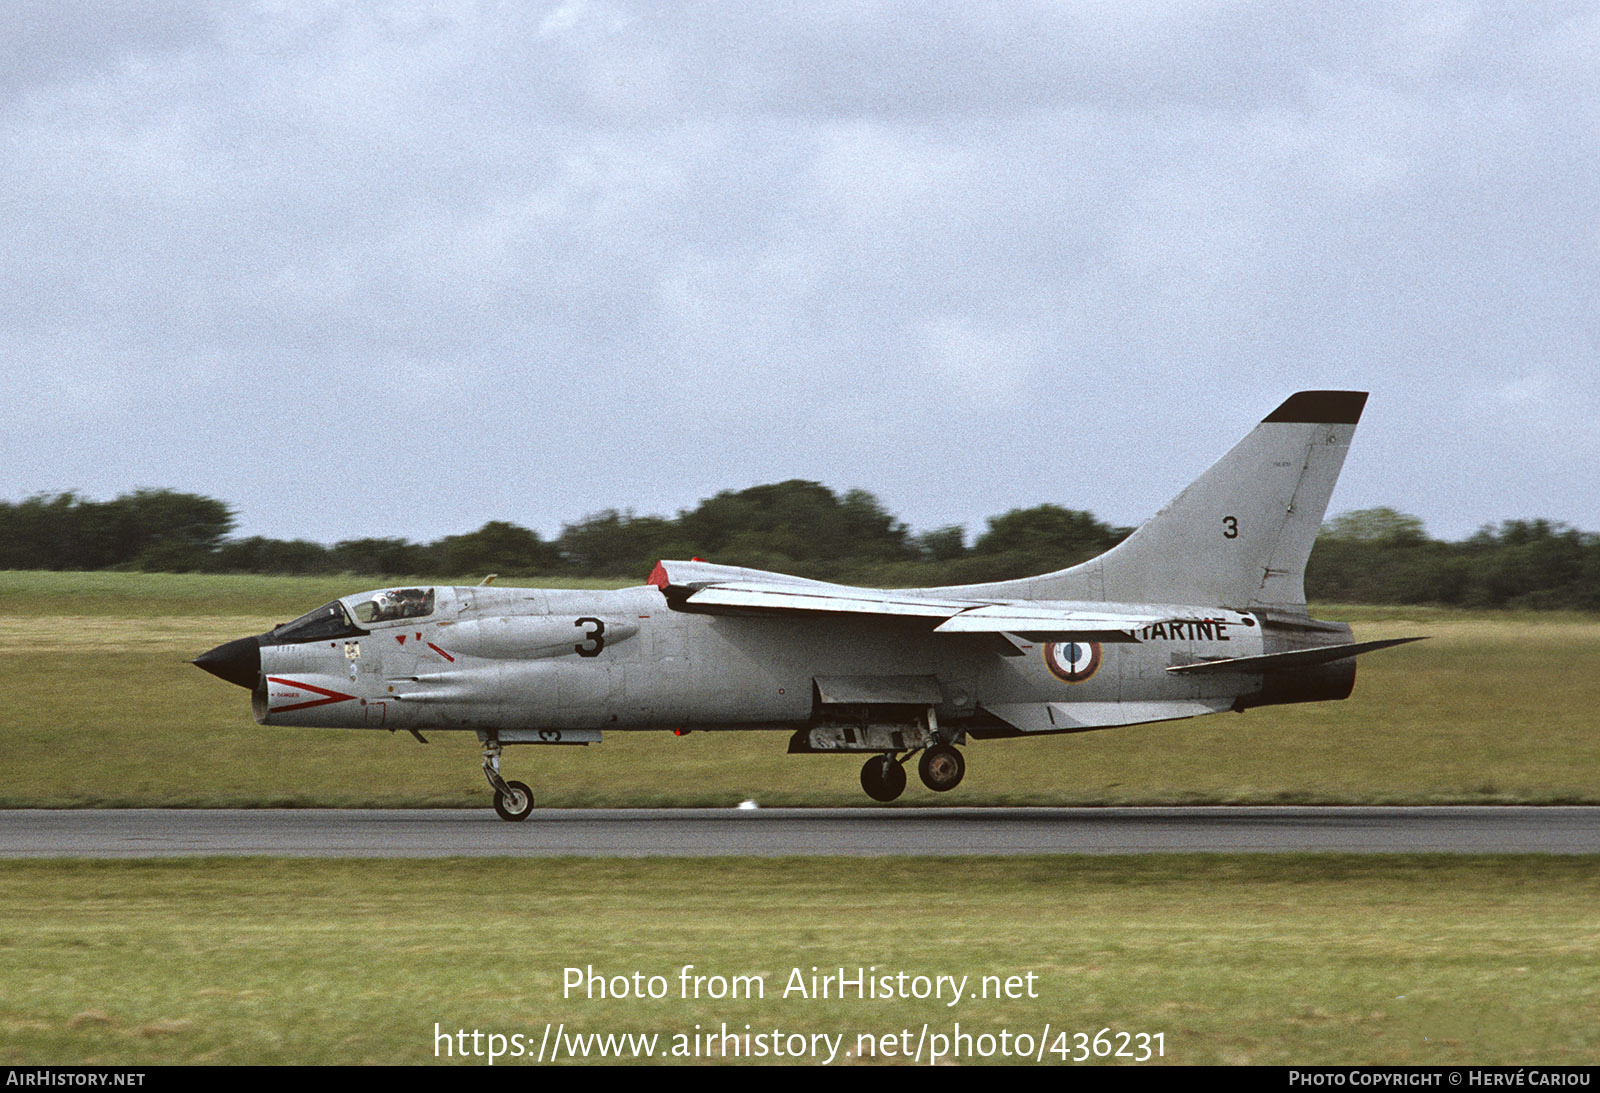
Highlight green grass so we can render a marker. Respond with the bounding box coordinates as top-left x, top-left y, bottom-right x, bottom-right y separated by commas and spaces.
1, 855, 1596, 1065
4, 573, 1597, 1068
3, 573, 1598, 807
